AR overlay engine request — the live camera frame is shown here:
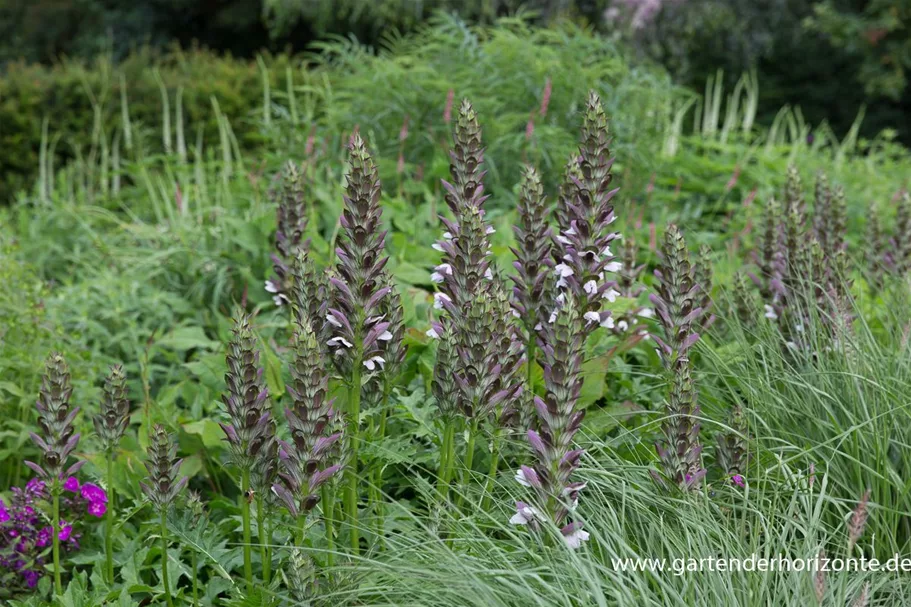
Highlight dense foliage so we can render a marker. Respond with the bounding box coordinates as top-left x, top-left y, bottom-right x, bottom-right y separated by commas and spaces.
2, 16, 911, 607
